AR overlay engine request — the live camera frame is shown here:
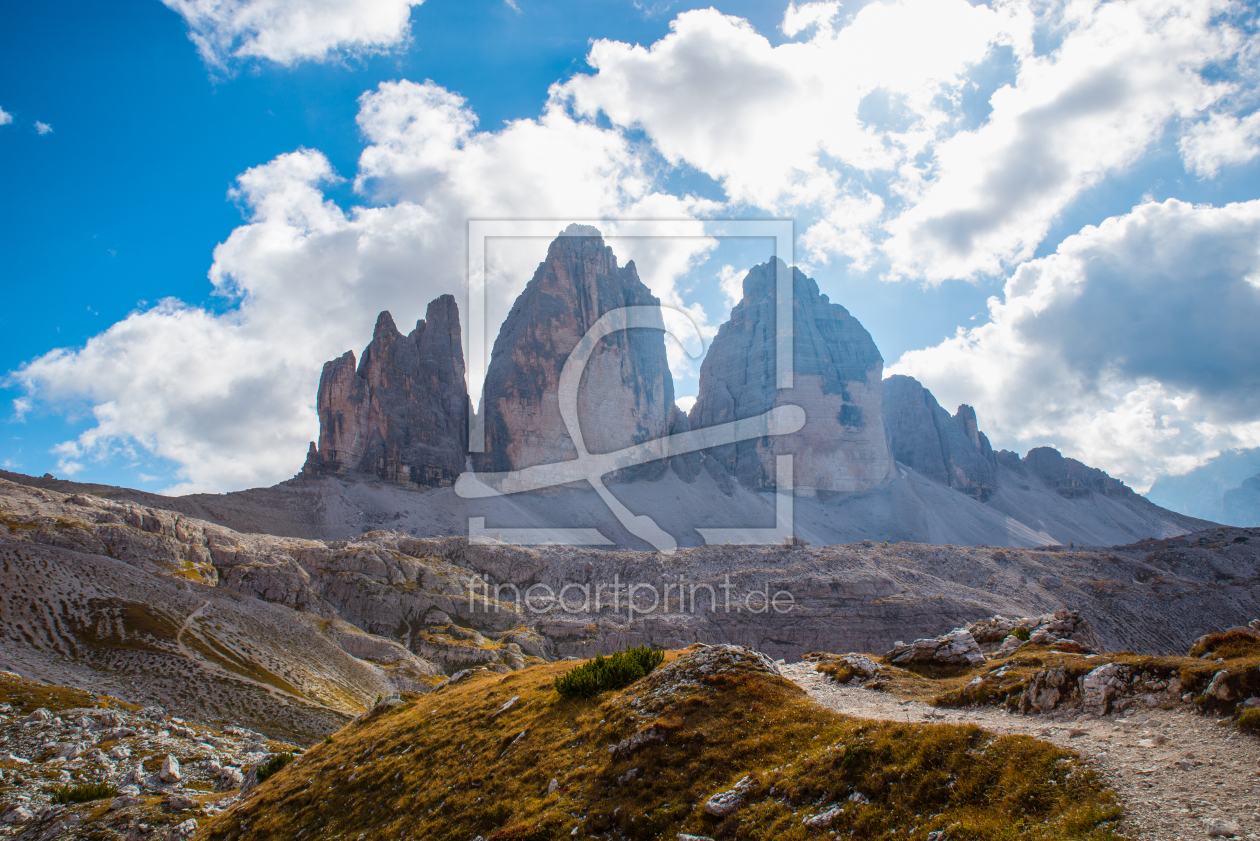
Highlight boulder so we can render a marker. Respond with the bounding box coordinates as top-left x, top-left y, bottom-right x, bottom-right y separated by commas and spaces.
1081, 663, 1128, 715
159, 754, 181, 784
217, 766, 244, 790
609, 725, 667, 761
690, 259, 894, 493
704, 774, 755, 817
1207, 819, 1241, 838
166, 794, 198, 811
476, 225, 675, 480
1020, 667, 1069, 714
886, 628, 985, 667
803, 805, 844, 829
1, 806, 33, 824
166, 818, 199, 841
